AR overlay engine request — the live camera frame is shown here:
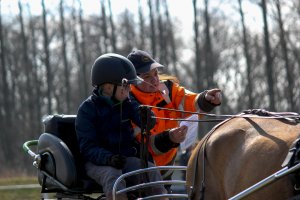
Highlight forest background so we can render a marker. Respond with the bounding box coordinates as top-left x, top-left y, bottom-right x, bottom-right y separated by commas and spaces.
0, 0, 299, 177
